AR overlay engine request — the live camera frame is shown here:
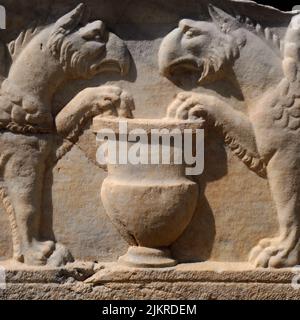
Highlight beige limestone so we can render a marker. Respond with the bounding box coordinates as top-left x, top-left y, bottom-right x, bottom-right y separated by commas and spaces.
1, 261, 300, 300
158, 6, 300, 268
0, 0, 299, 299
